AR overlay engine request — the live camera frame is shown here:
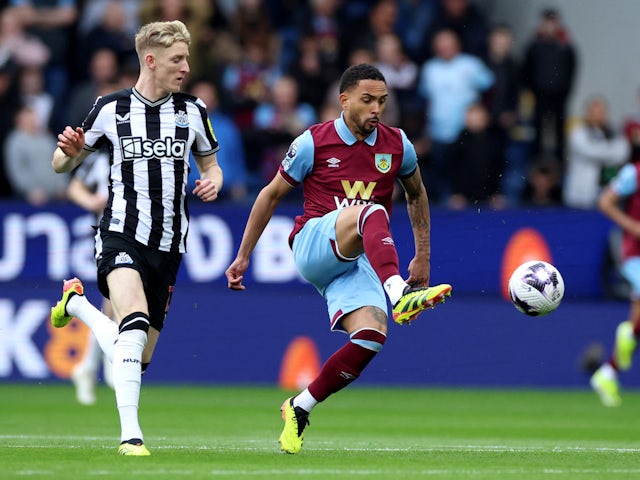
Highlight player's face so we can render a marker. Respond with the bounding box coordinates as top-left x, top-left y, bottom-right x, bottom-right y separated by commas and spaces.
341, 79, 388, 140
153, 41, 190, 94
